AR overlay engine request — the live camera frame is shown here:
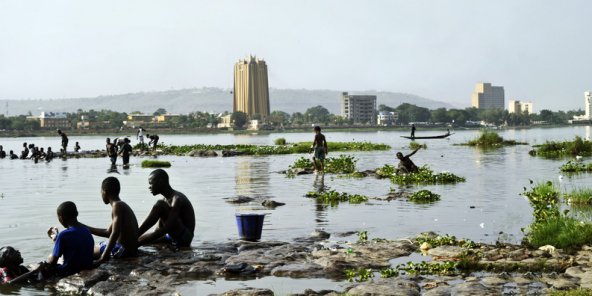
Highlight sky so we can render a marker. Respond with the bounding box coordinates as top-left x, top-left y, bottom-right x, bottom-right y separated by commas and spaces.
0, 0, 590, 111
